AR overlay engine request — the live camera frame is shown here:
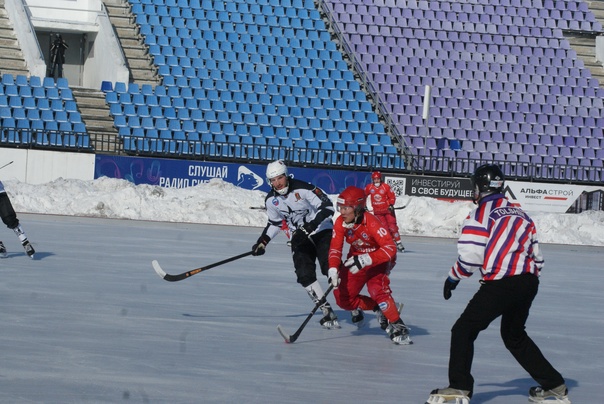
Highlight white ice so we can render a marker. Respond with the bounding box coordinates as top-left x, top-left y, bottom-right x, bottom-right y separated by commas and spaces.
0, 177, 600, 403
